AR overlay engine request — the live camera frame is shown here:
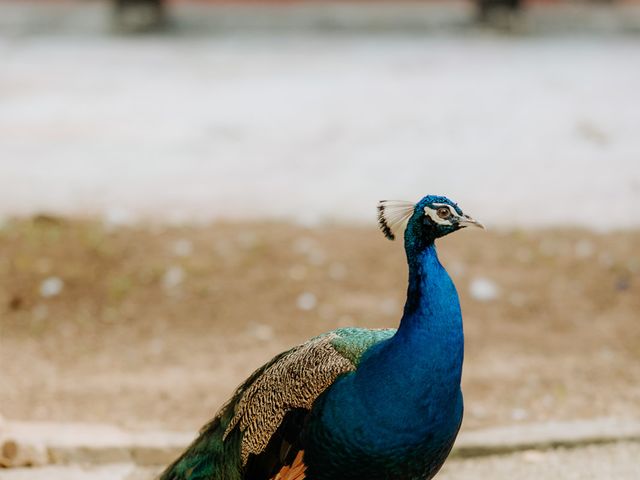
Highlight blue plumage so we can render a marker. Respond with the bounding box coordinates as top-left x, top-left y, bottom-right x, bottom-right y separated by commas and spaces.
160, 194, 482, 480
